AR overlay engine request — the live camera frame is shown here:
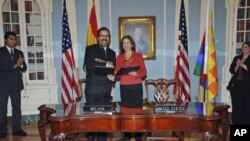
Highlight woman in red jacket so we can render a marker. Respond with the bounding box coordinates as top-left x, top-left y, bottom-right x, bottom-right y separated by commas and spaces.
115, 35, 147, 141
